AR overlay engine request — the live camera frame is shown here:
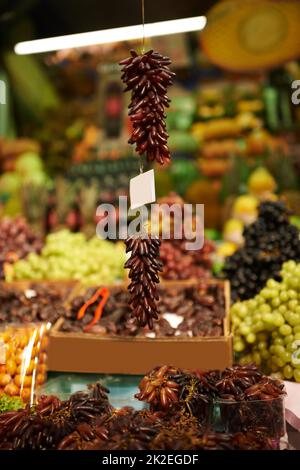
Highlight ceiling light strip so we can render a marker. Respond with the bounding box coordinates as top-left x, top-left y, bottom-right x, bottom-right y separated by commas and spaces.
14, 16, 207, 55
